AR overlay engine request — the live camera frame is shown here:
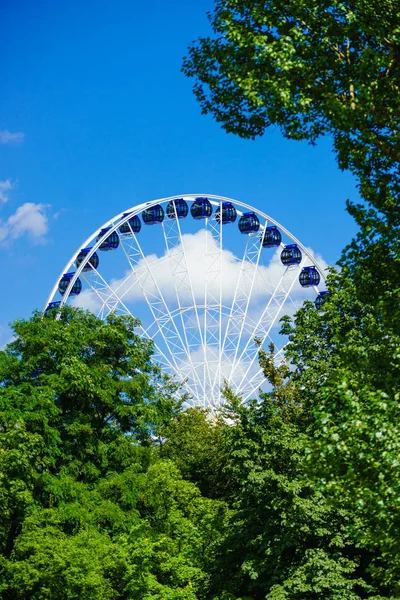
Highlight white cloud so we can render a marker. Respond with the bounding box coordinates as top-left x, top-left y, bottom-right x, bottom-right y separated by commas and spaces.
0, 130, 25, 144
52, 209, 66, 220
109, 229, 328, 308
71, 289, 102, 312
68, 230, 329, 405
0, 179, 13, 203
109, 230, 278, 307
71, 230, 329, 320
0, 202, 49, 244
